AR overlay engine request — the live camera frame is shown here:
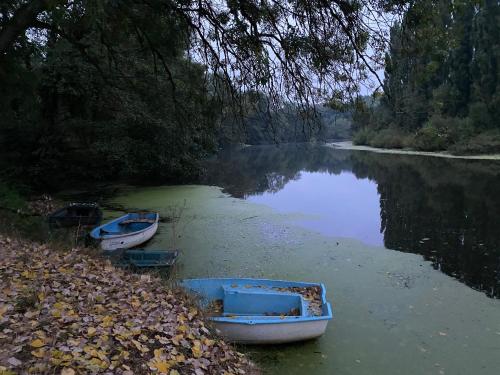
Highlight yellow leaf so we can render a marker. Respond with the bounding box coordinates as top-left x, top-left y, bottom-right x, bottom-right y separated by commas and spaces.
31, 348, 46, 358
30, 338, 45, 348
203, 338, 215, 347
171, 334, 183, 346
170, 370, 180, 375
61, 368, 75, 375
89, 357, 107, 369
53, 302, 66, 309
101, 315, 113, 327
150, 360, 170, 373
156, 362, 170, 373
21, 270, 36, 279
154, 348, 164, 359
131, 339, 149, 353
191, 340, 202, 358
87, 327, 96, 337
